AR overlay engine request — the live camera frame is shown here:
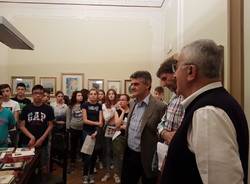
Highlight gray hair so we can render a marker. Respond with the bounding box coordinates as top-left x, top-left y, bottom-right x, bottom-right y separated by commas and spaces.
130, 71, 152, 86
181, 39, 223, 78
